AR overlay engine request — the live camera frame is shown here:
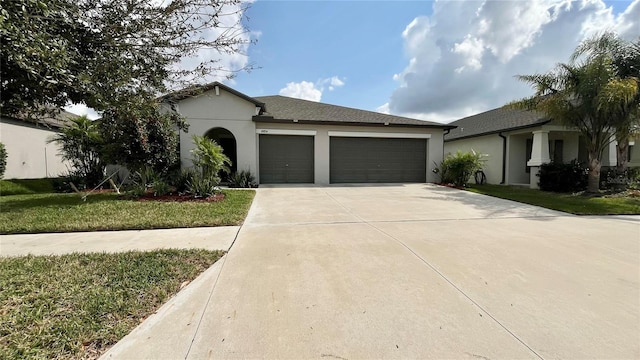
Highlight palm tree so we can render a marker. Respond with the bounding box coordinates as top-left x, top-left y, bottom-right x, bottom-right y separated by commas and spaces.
511, 53, 636, 192
571, 32, 640, 174
49, 115, 104, 187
